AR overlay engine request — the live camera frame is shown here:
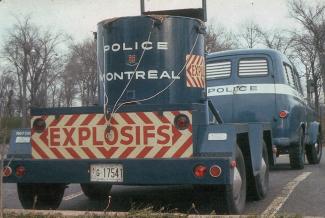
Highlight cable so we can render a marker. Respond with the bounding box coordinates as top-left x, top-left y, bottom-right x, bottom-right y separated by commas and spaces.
106, 20, 155, 127
112, 32, 200, 114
